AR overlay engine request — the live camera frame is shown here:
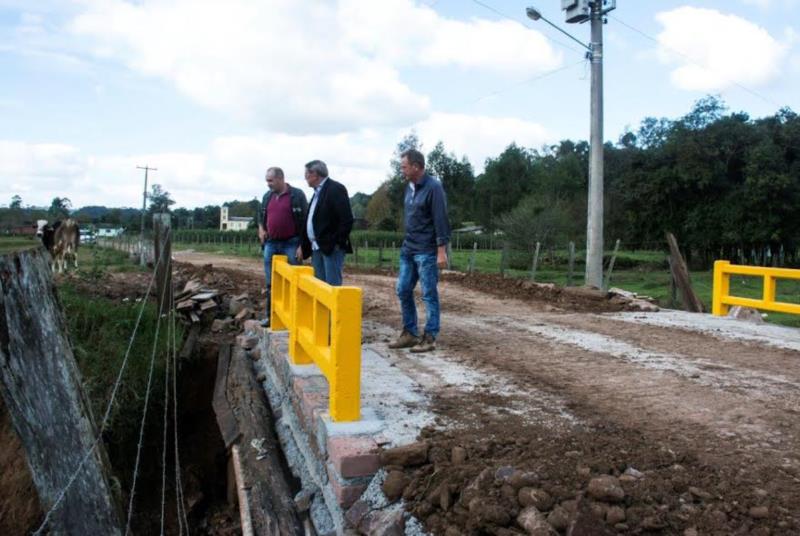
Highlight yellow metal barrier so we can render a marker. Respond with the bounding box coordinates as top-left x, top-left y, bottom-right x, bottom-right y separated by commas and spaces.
712, 260, 800, 316
269, 255, 363, 421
